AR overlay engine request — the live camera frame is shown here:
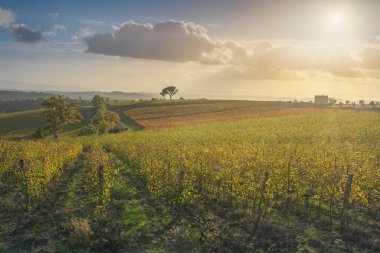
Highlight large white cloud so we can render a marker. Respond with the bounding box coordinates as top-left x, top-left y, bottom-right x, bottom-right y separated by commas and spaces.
86, 20, 217, 62
214, 42, 380, 80
84, 19, 380, 80
0, 6, 14, 28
